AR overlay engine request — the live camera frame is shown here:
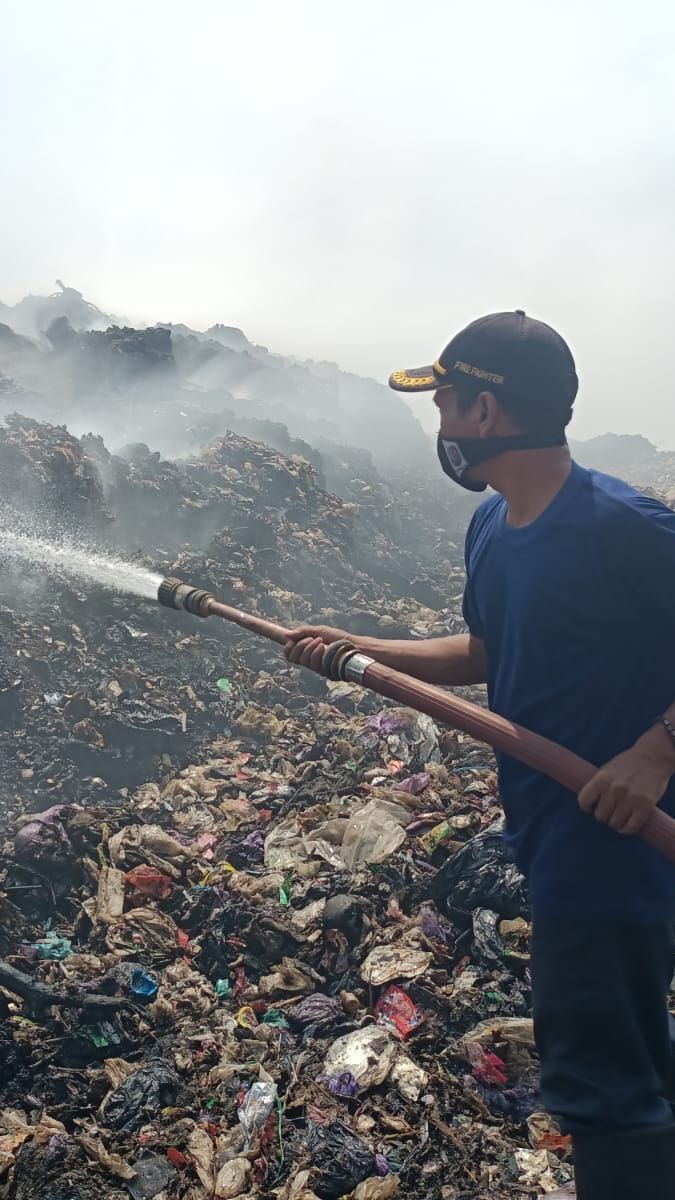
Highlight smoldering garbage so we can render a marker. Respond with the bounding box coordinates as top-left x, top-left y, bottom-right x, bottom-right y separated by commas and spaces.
0, 411, 582, 1200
